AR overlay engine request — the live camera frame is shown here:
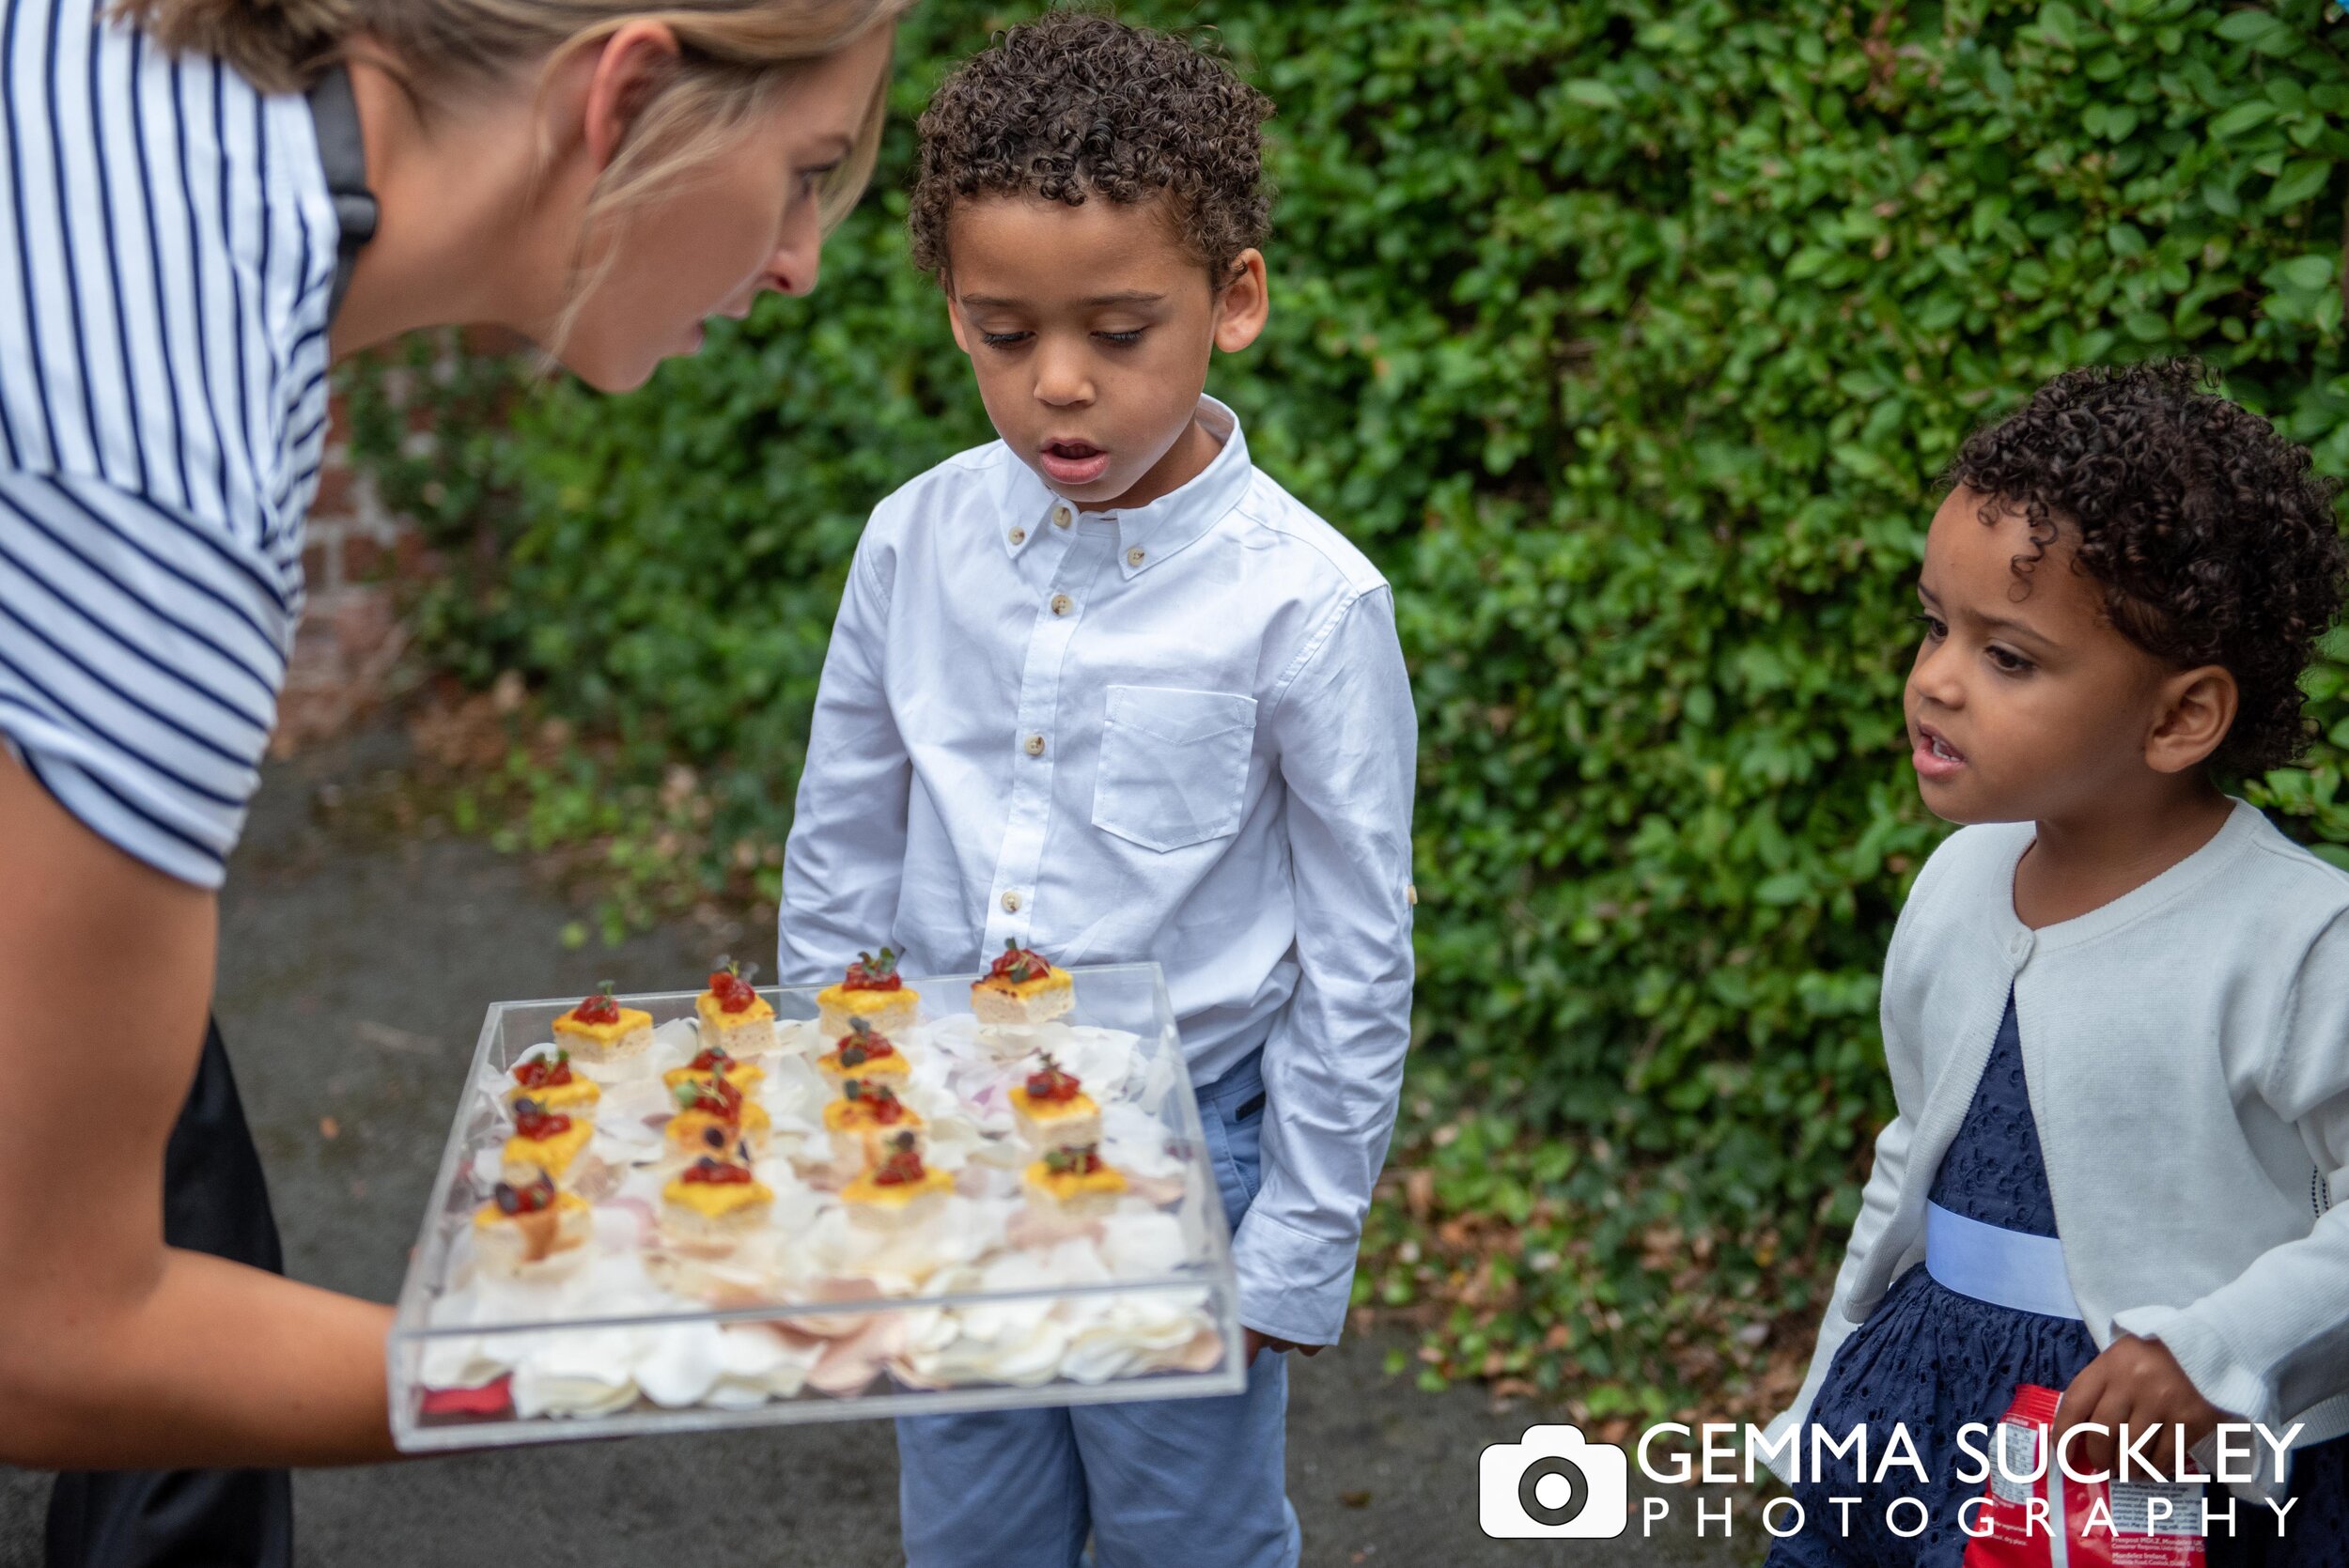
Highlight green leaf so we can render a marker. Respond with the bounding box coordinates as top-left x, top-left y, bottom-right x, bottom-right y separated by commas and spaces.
2267, 160, 2332, 210
2213, 8, 2301, 54
2209, 99, 2283, 138
1563, 79, 1623, 110
2277, 254, 2338, 293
